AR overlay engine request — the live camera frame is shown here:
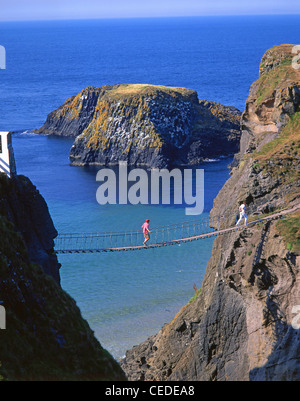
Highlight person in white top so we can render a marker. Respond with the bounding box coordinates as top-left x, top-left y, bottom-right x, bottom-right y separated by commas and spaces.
236, 201, 248, 226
